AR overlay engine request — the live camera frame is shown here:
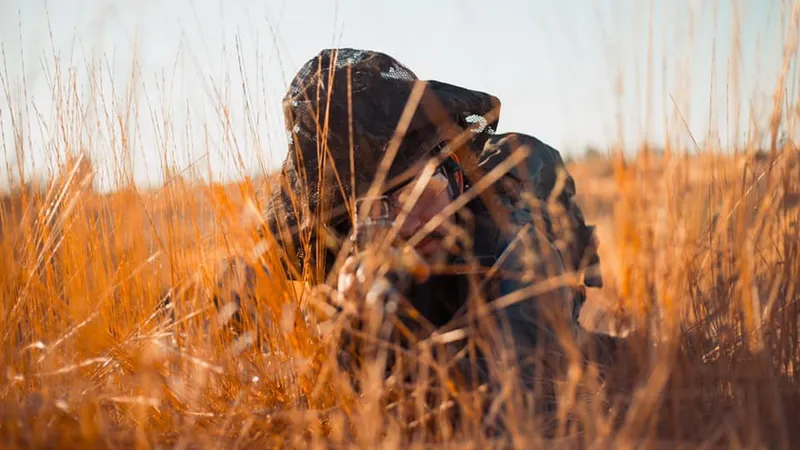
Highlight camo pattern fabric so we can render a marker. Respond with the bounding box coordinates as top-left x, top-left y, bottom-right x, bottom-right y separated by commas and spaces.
476, 132, 602, 289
